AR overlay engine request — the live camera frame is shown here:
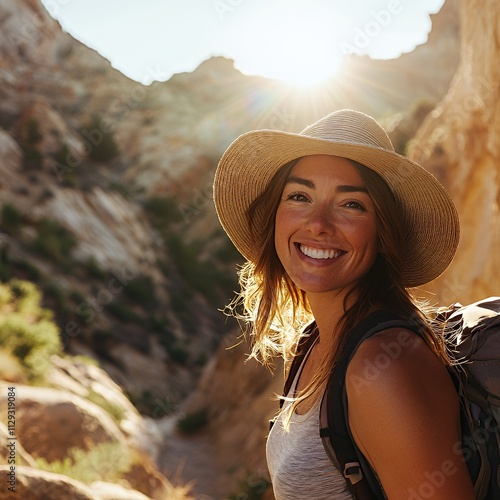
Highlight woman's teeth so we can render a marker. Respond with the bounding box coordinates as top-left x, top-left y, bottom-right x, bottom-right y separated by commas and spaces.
299, 245, 342, 260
